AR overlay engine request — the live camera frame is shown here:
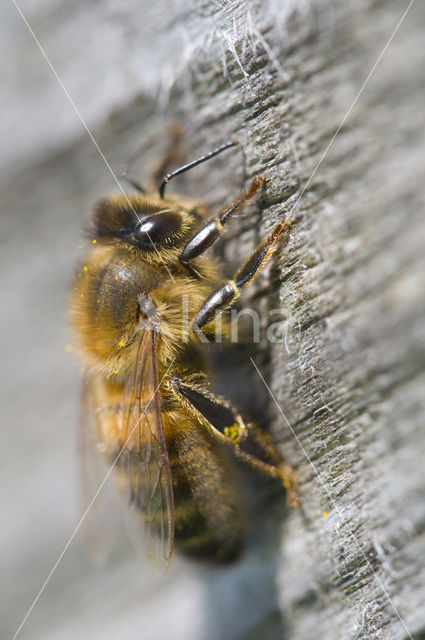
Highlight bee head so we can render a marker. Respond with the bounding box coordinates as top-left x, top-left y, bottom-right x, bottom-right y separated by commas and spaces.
90, 195, 189, 250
